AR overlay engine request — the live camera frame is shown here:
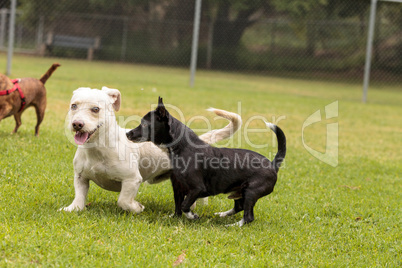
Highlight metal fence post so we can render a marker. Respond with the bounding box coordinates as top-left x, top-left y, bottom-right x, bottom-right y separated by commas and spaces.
189, 0, 202, 87
6, 0, 16, 75
121, 17, 128, 62
36, 16, 44, 49
362, 0, 378, 103
0, 8, 7, 49
206, 16, 214, 69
